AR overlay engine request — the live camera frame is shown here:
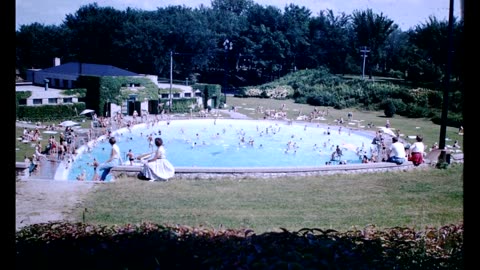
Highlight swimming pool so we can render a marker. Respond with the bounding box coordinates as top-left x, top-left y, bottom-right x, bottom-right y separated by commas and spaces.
58, 119, 376, 181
